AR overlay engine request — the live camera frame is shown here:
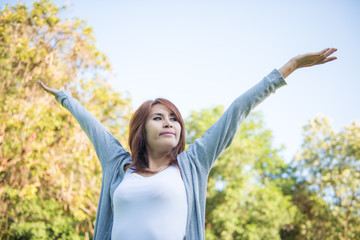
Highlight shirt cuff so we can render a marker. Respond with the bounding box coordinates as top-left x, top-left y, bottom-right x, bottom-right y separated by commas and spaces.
55, 90, 72, 105
266, 69, 287, 90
